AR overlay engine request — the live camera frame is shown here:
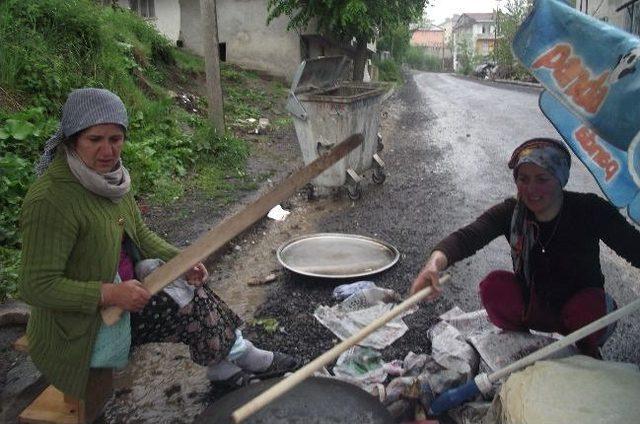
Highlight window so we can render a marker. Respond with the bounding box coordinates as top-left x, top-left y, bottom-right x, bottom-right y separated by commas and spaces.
130, 0, 155, 19
219, 43, 226, 62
